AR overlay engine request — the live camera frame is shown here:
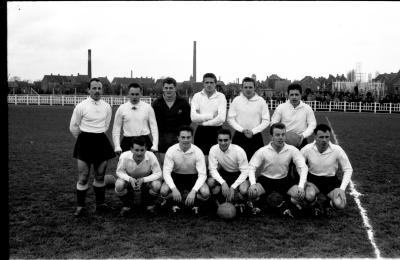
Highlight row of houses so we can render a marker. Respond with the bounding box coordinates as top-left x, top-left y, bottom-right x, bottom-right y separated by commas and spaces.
9, 71, 400, 98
